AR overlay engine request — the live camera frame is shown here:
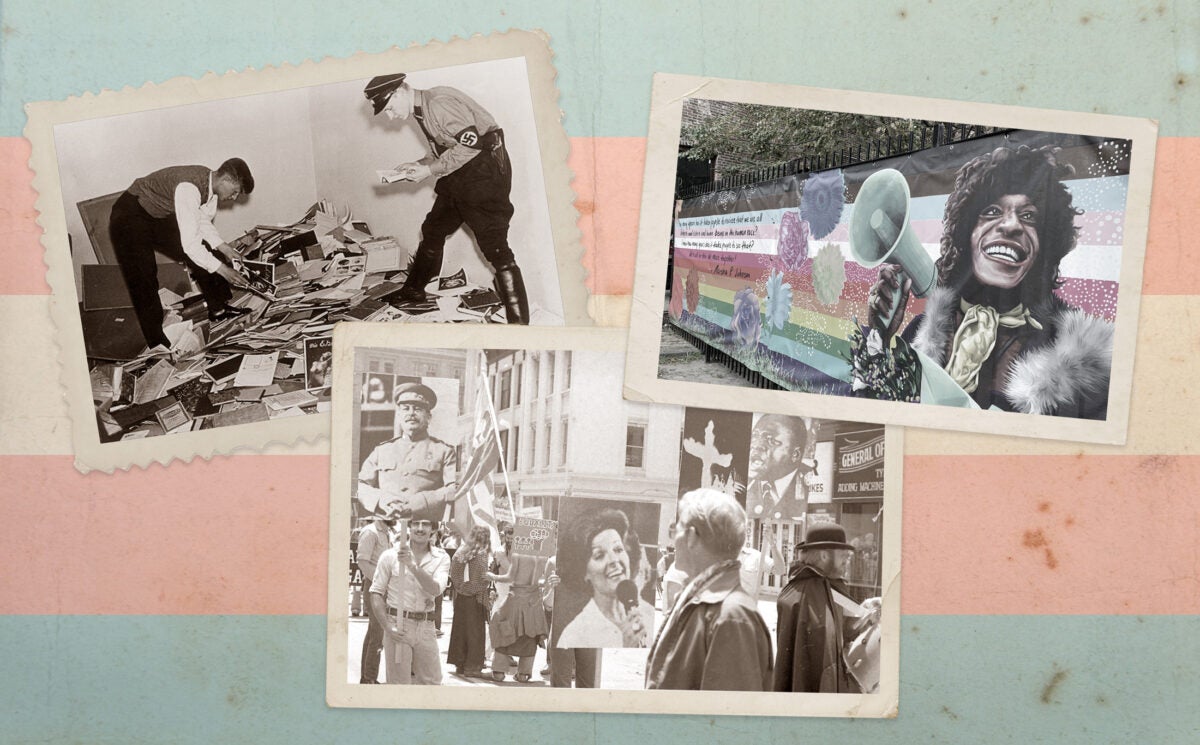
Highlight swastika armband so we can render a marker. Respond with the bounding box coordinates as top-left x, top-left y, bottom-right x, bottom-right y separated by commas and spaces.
454, 126, 482, 148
